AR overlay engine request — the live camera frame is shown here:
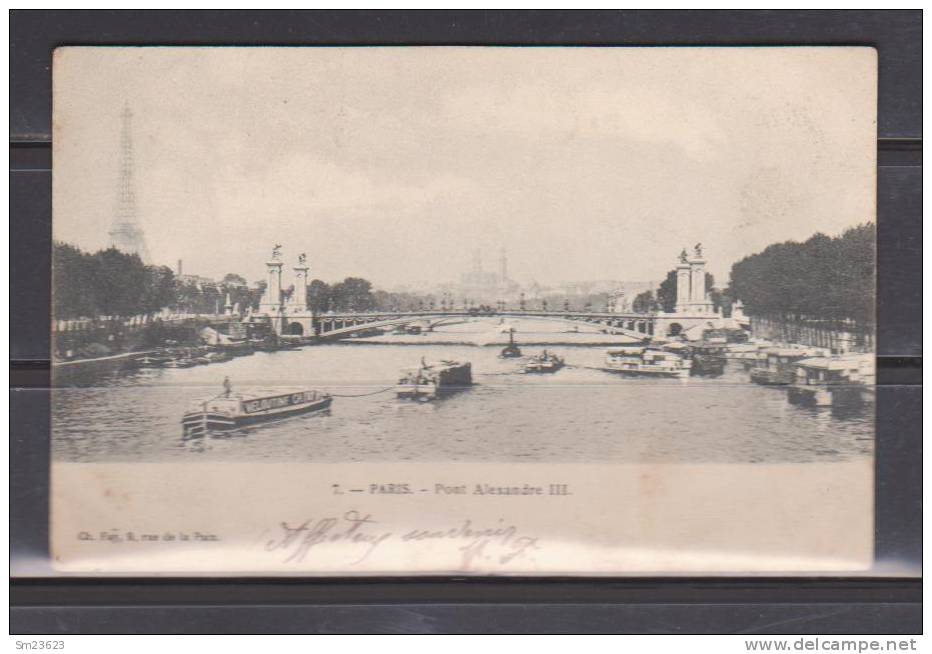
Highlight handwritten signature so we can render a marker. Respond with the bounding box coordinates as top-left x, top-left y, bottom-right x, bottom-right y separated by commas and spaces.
264, 512, 539, 569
